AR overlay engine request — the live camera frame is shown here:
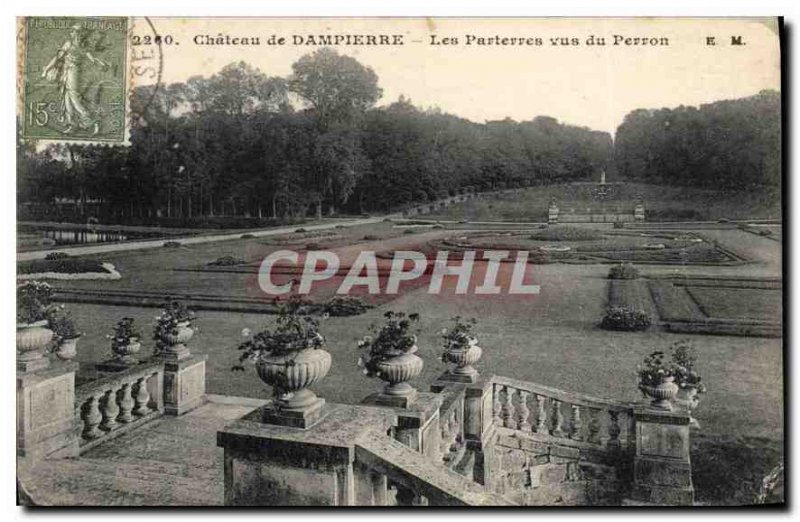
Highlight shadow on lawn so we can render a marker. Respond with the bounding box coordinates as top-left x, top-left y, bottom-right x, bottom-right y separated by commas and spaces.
691, 433, 783, 505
